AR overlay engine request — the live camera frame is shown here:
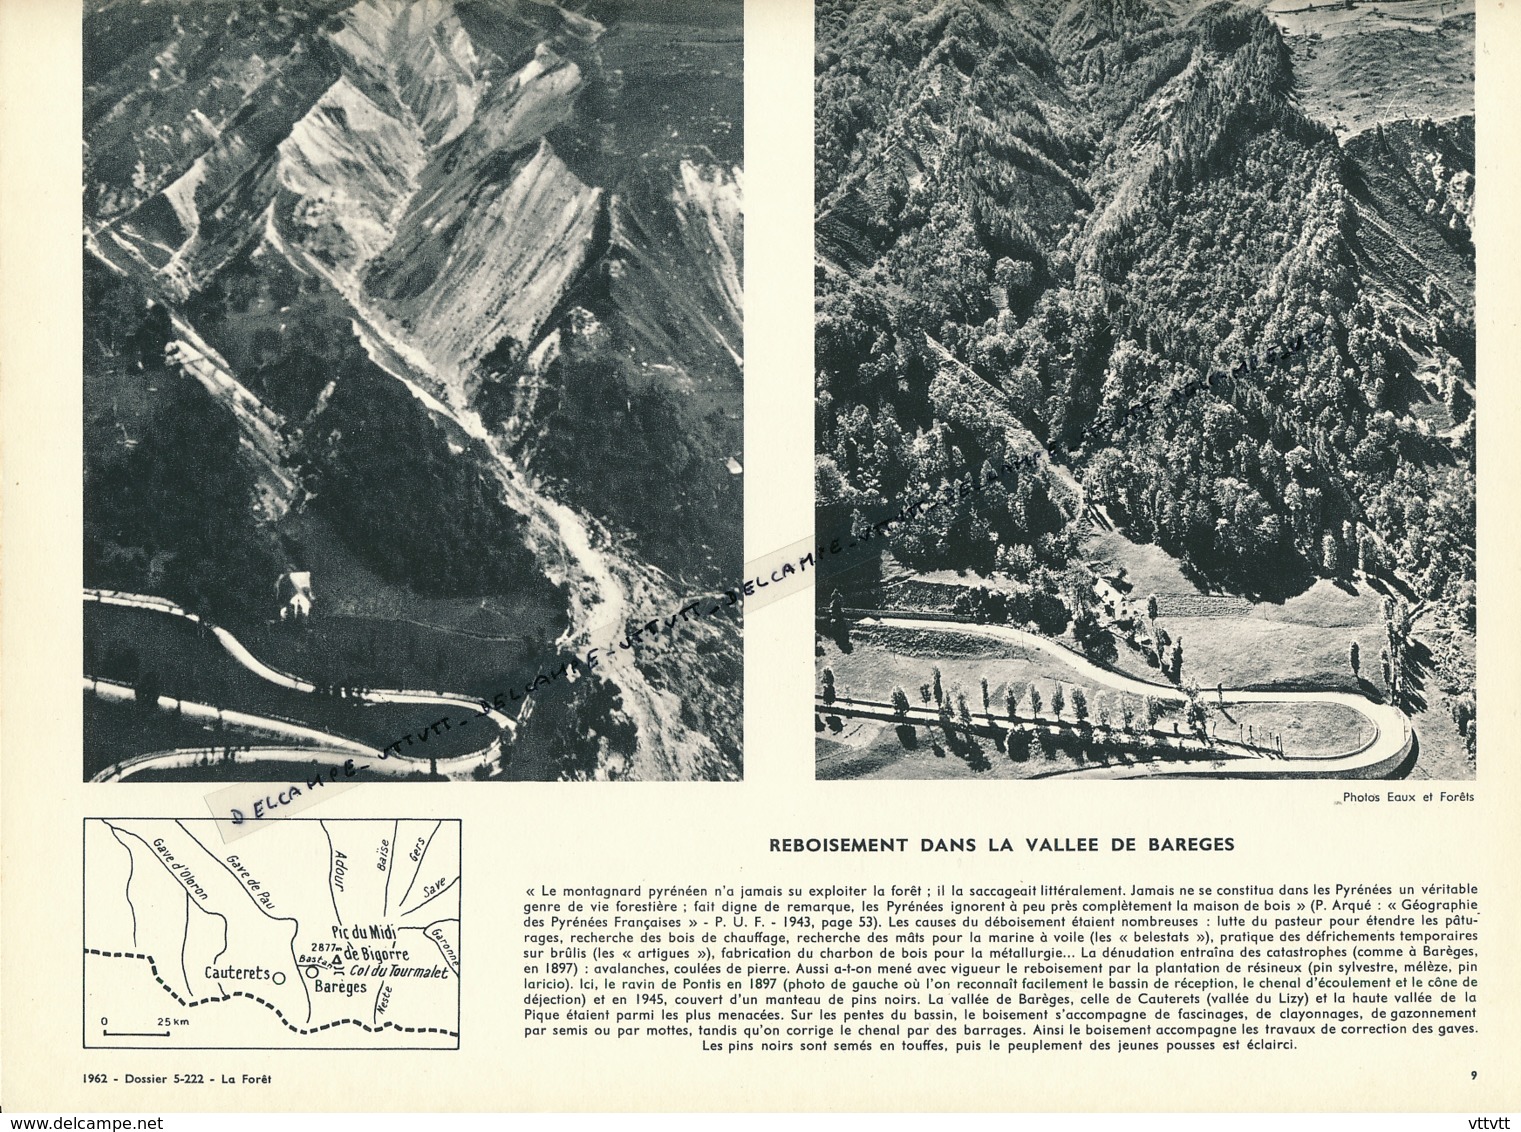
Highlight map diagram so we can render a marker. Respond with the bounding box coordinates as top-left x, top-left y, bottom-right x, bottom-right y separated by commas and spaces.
84, 818, 459, 1049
